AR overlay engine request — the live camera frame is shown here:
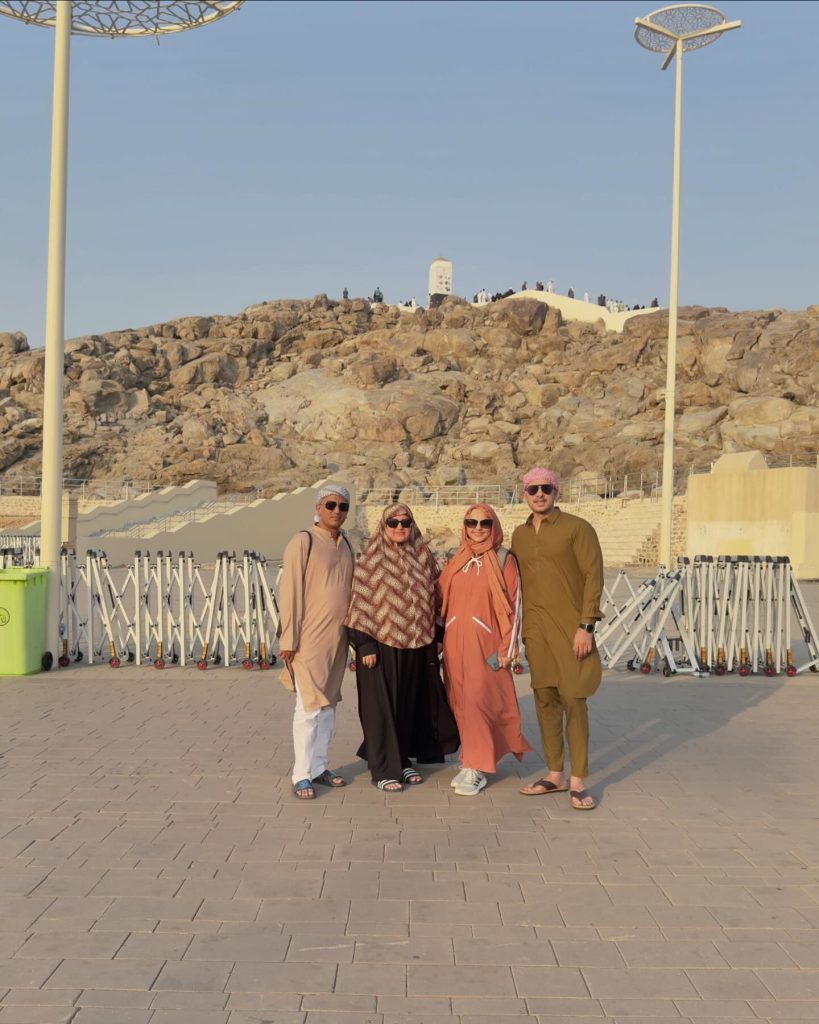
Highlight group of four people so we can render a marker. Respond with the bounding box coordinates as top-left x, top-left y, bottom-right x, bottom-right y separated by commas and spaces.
277, 468, 604, 809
